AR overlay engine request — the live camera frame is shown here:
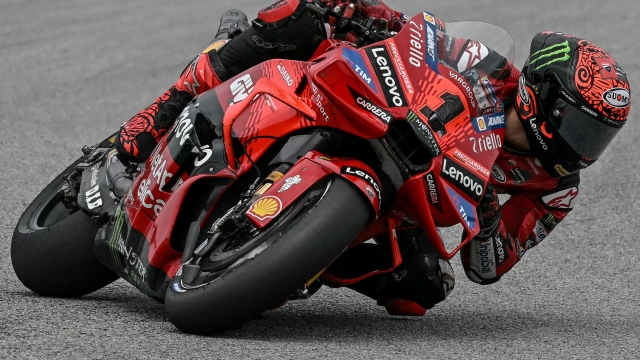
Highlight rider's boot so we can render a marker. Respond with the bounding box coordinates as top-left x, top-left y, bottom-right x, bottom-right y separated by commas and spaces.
329, 230, 455, 316
115, 10, 250, 164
